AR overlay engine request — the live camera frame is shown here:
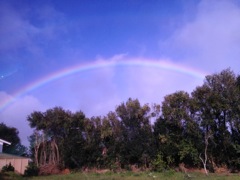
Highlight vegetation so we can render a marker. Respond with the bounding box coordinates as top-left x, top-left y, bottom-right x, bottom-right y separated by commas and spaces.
24, 162, 39, 177
27, 171, 240, 180
25, 68, 240, 174
1, 163, 15, 173
1, 171, 240, 180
